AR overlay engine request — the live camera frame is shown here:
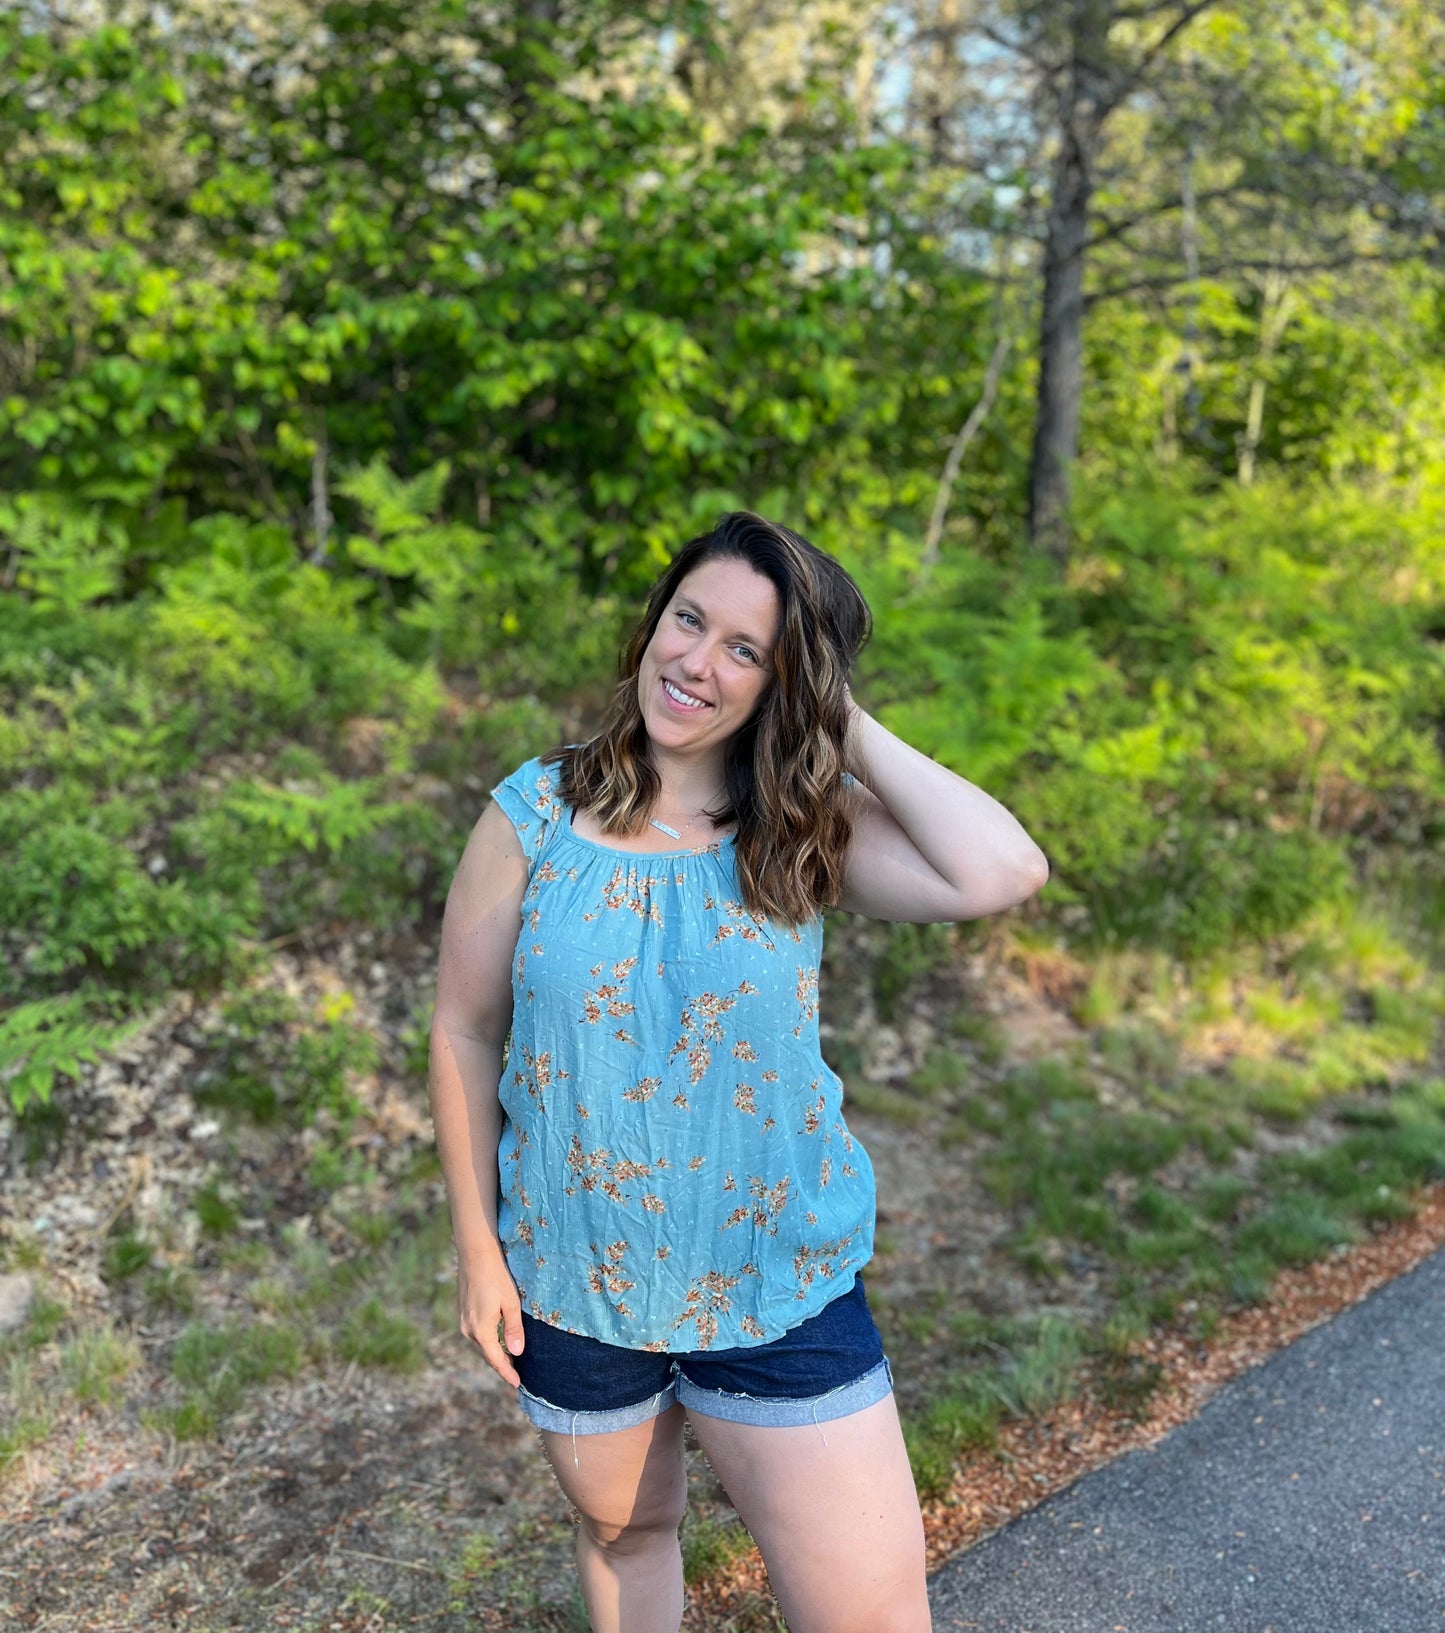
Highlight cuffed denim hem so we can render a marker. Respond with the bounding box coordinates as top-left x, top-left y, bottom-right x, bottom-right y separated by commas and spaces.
675, 1356, 894, 1428
515, 1380, 678, 1437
